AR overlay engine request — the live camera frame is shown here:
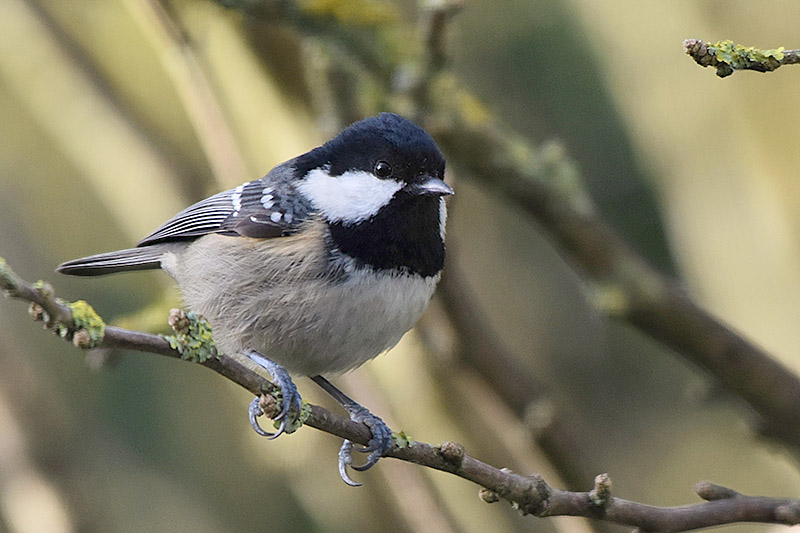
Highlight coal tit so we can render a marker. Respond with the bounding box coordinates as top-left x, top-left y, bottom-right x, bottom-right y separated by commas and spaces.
57, 113, 453, 485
